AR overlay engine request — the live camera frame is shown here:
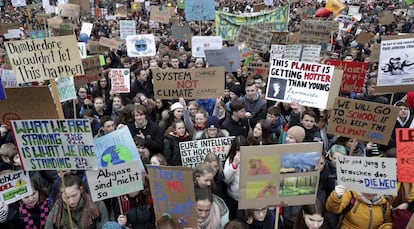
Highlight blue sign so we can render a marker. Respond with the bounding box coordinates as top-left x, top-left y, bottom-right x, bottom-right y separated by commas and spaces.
184, 0, 215, 21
